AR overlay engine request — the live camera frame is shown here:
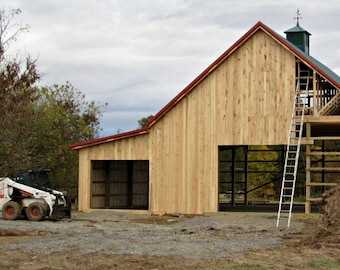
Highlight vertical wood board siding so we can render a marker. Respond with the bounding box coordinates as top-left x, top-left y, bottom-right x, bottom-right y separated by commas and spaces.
149, 29, 295, 214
